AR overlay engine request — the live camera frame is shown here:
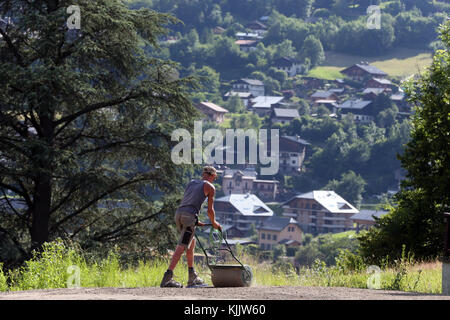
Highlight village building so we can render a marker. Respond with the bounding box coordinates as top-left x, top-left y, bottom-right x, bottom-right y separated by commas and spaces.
214, 193, 274, 237
223, 91, 254, 108
362, 87, 392, 100
245, 21, 268, 35
235, 32, 263, 41
341, 63, 388, 82
195, 101, 229, 123
310, 90, 339, 103
258, 216, 303, 251
282, 190, 359, 235
232, 78, 265, 97
336, 99, 374, 123
270, 108, 300, 125
277, 135, 310, 176
273, 57, 304, 77
350, 210, 389, 233
248, 95, 284, 116
212, 26, 226, 35
221, 168, 278, 201
366, 77, 396, 91
235, 39, 259, 52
